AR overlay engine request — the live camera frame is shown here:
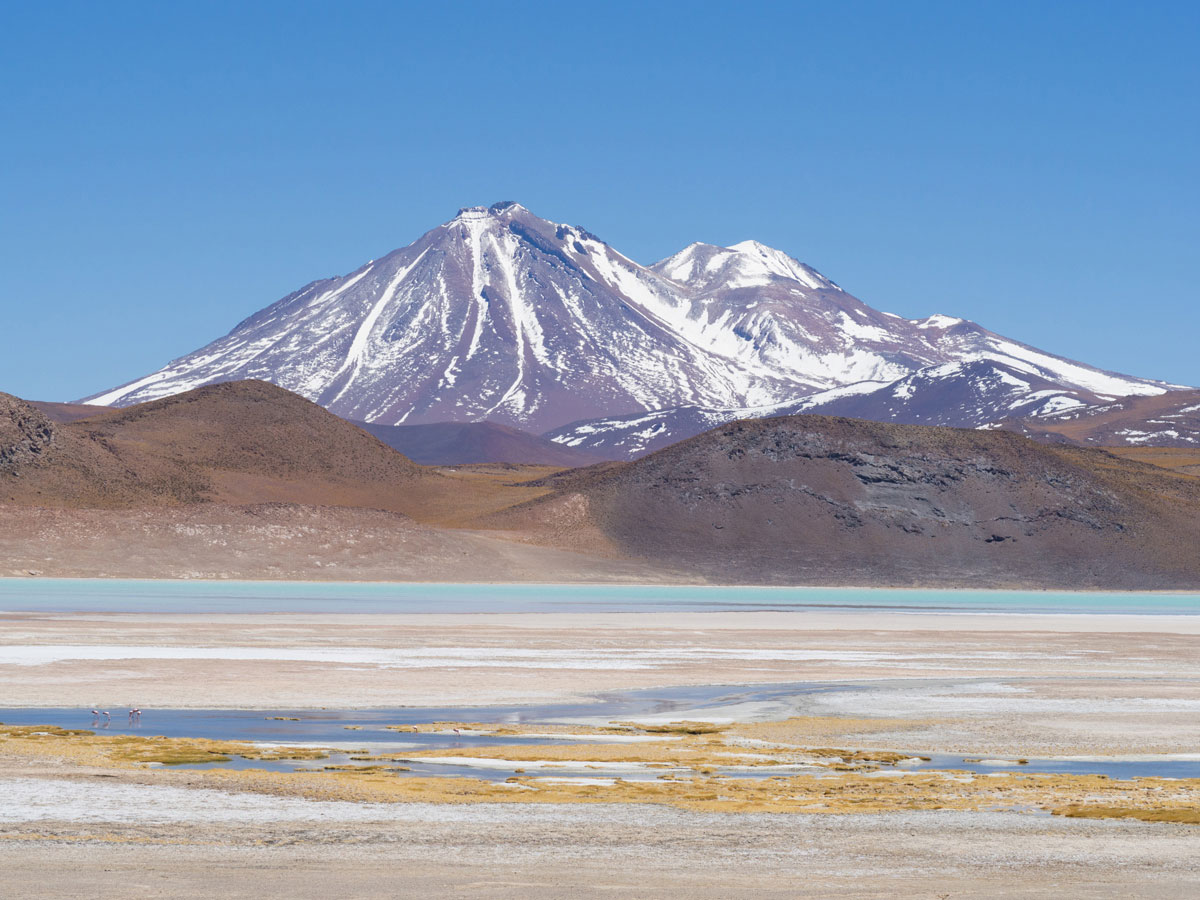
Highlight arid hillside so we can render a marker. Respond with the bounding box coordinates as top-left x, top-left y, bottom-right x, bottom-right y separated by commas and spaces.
487, 415, 1200, 589
1107, 447, 1200, 478
0, 383, 672, 582
0, 382, 563, 525
28, 400, 117, 424
5, 384, 1200, 587
2, 381, 430, 509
